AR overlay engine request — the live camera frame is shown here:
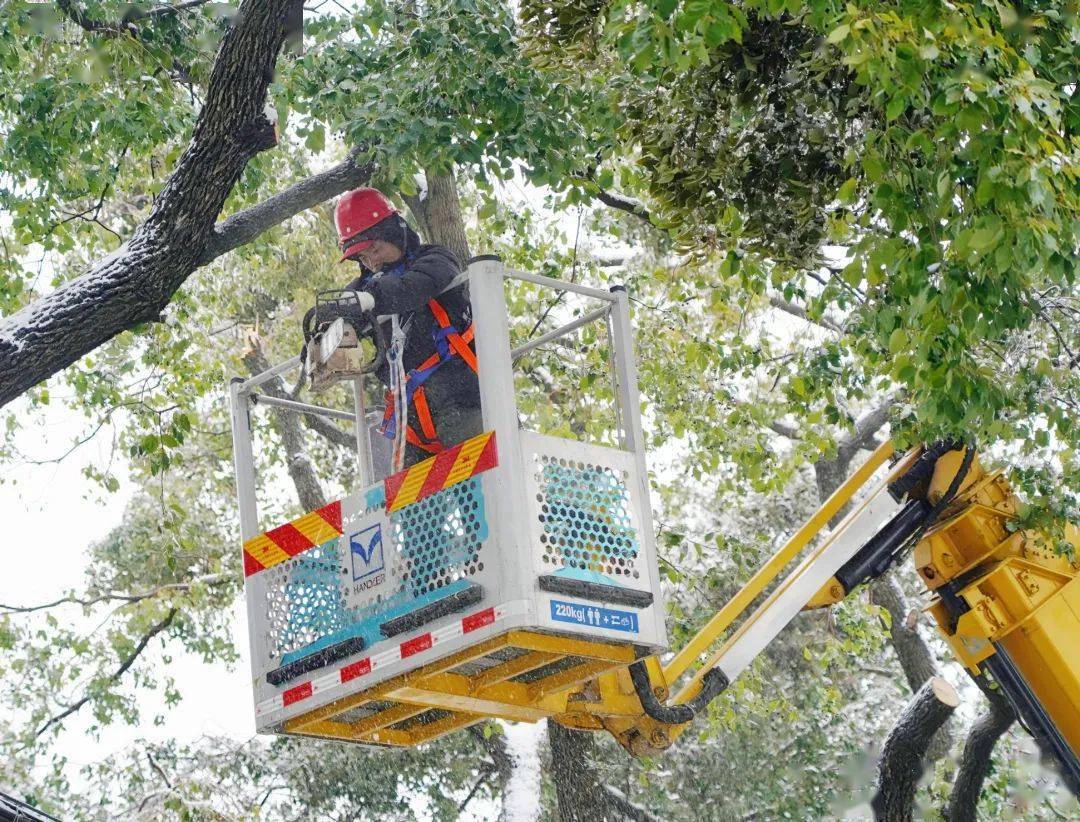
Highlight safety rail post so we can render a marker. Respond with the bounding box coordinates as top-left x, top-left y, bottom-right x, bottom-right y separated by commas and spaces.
229, 379, 260, 542
607, 286, 646, 457
229, 377, 272, 684
352, 377, 373, 487
607, 284, 668, 653
469, 255, 535, 611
